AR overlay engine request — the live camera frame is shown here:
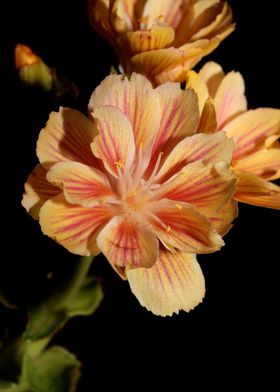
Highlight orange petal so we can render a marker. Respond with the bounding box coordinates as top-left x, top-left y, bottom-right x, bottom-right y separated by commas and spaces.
209, 200, 238, 236
149, 200, 223, 254
97, 216, 159, 268
214, 70, 247, 129
39, 194, 113, 255
234, 171, 280, 209
88, 0, 116, 48
118, 26, 175, 53
148, 84, 199, 172
111, 0, 138, 34
234, 149, 280, 181
127, 250, 205, 316
47, 161, 114, 207
198, 61, 224, 97
225, 109, 280, 159
91, 105, 135, 177
154, 160, 236, 218
37, 108, 98, 170
156, 131, 234, 183
89, 73, 160, 163
22, 165, 60, 220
